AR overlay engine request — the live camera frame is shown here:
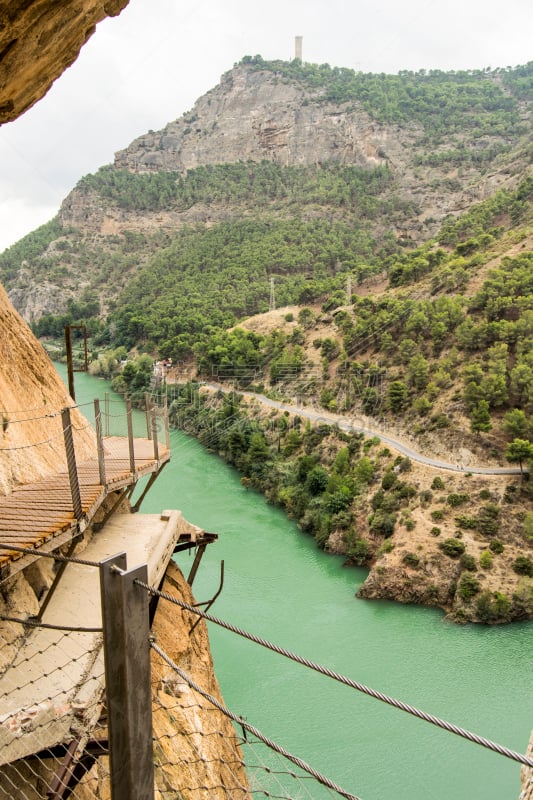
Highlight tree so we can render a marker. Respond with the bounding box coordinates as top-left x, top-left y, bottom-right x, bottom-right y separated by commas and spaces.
503, 408, 529, 441
407, 354, 430, 390
505, 438, 533, 476
387, 381, 409, 412
470, 400, 492, 434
